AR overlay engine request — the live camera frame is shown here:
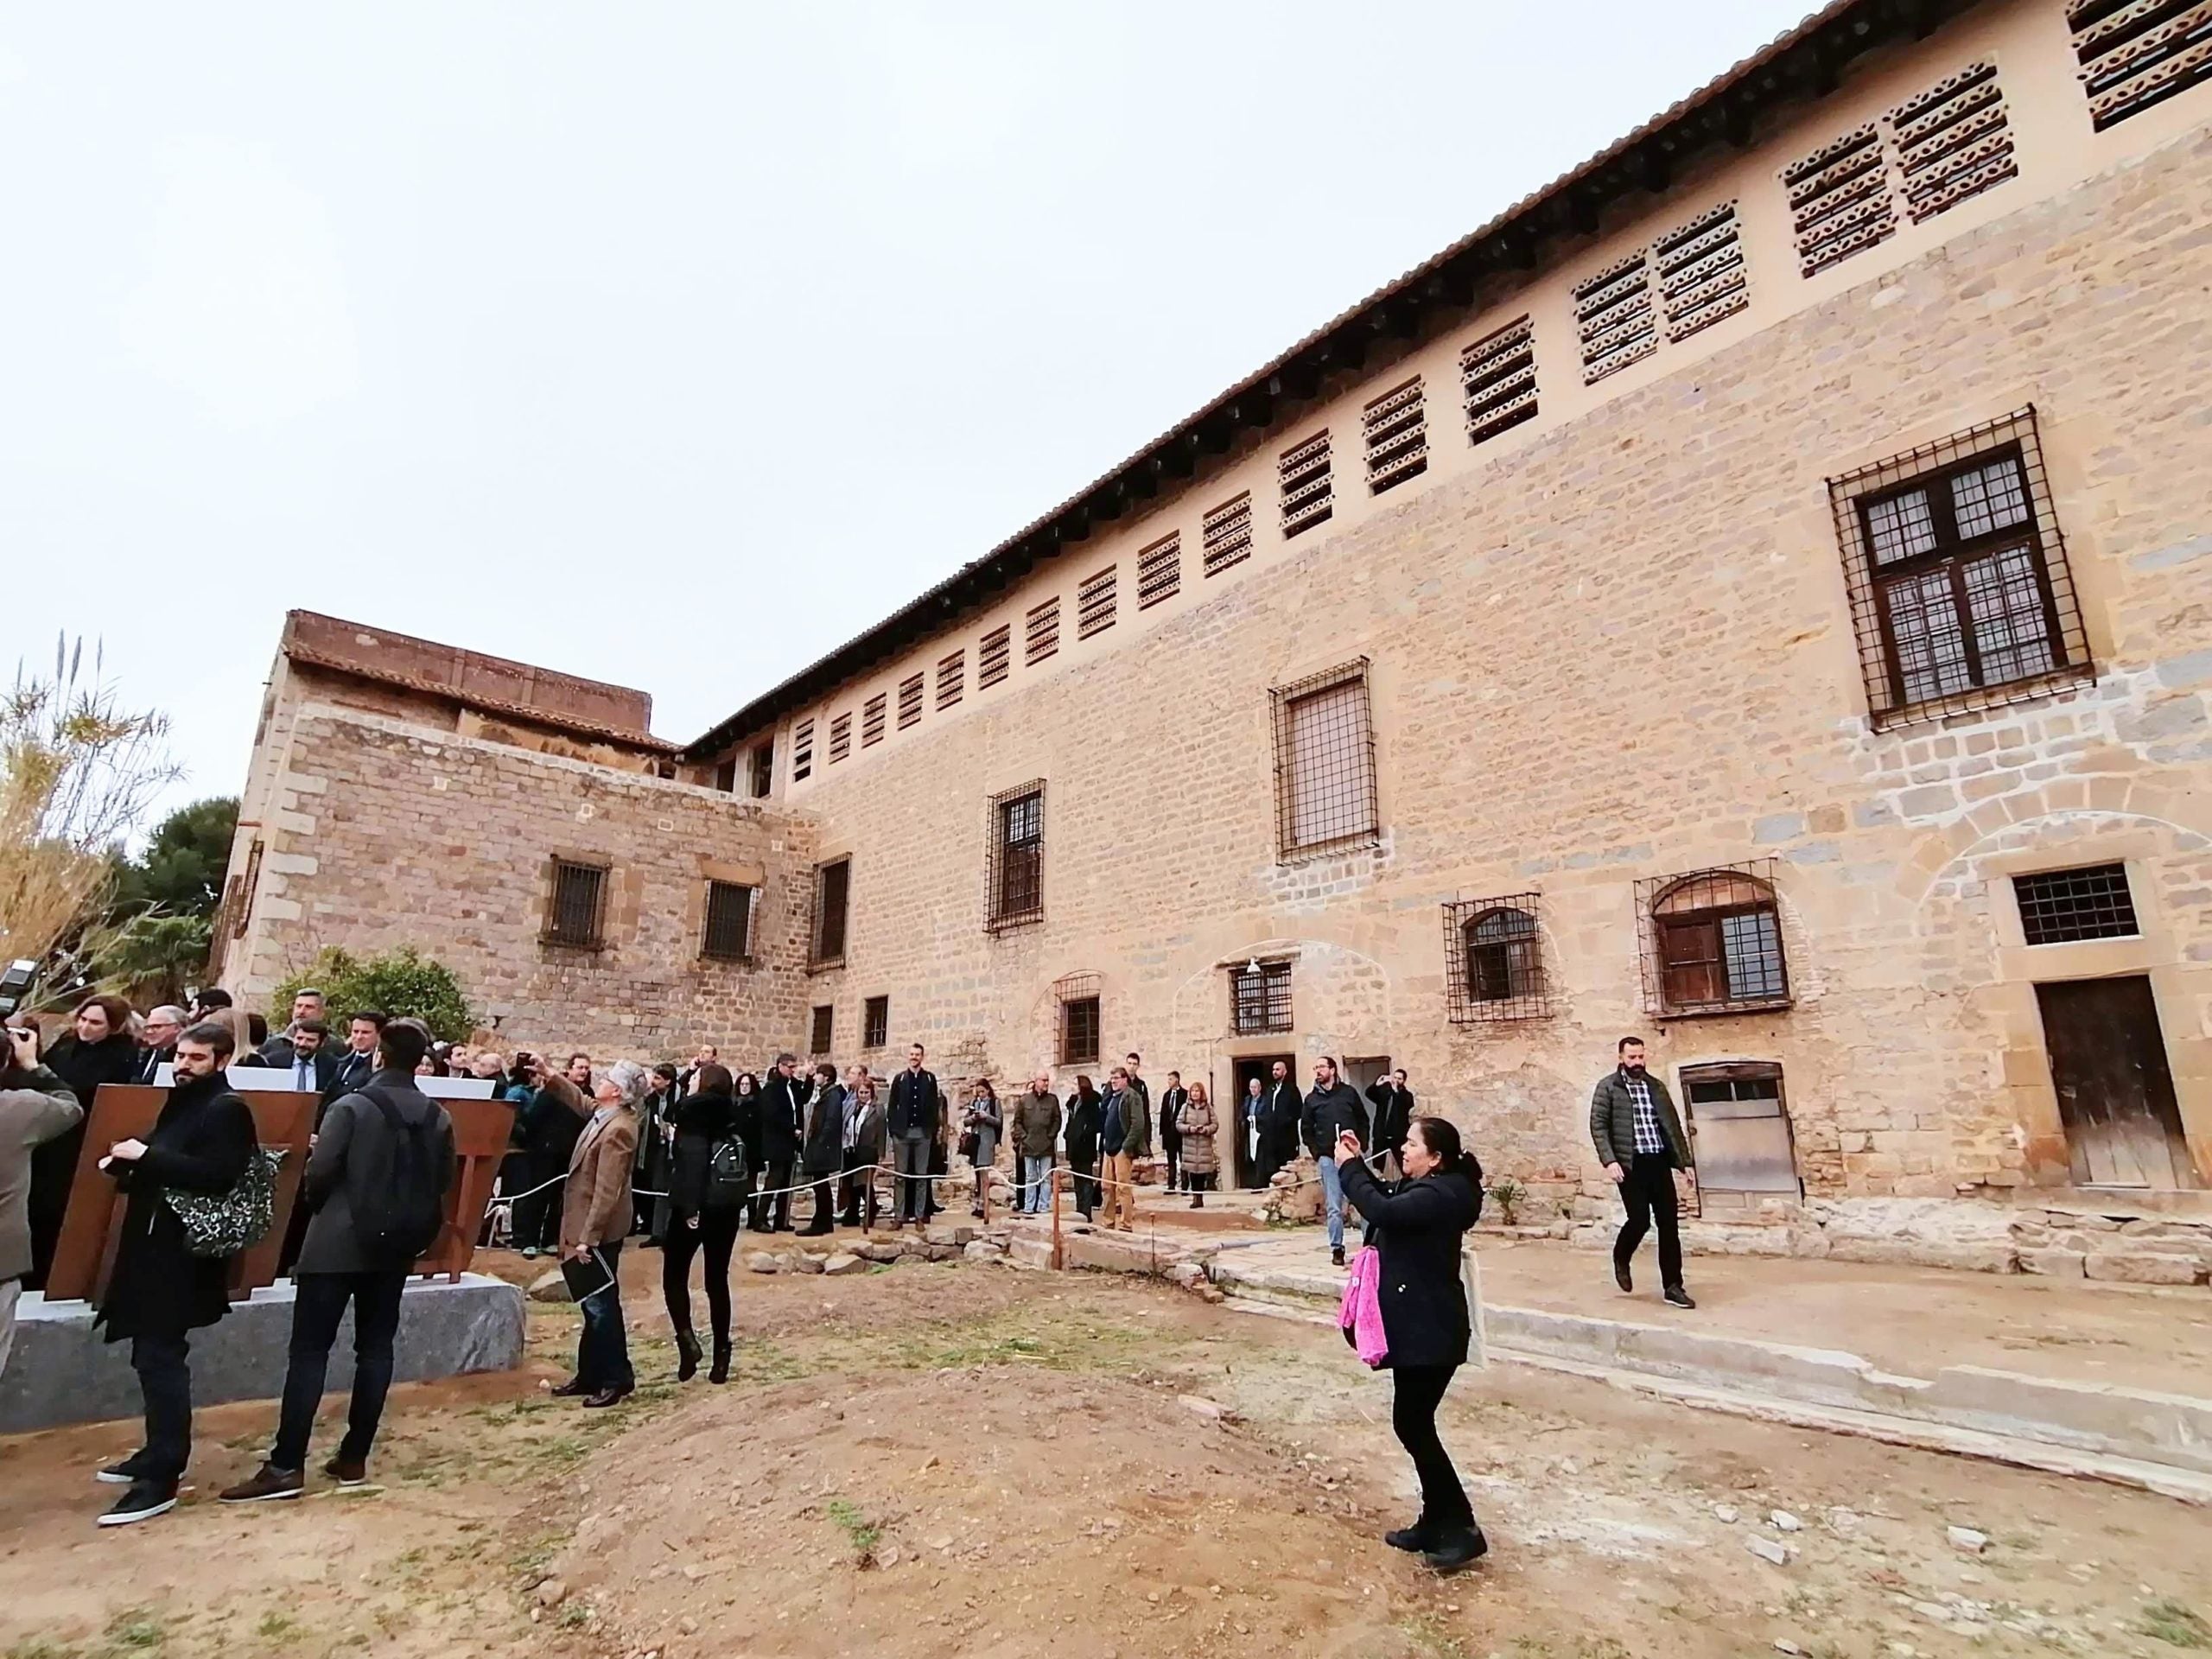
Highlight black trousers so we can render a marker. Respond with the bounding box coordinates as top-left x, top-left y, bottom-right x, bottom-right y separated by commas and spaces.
801, 1174, 837, 1232
1161, 1135, 1182, 1191
1614, 1152, 1685, 1290
511, 1172, 562, 1253
562, 1242, 633, 1392
752, 1161, 792, 1230
662, 1210, 741, 1347
272, 1270, 407, 1471
839, 1153, 880, 1227
1066, 1154, 1097, 1219
1392, 1363, 1472, 1531
130, 1332, 194, 1484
